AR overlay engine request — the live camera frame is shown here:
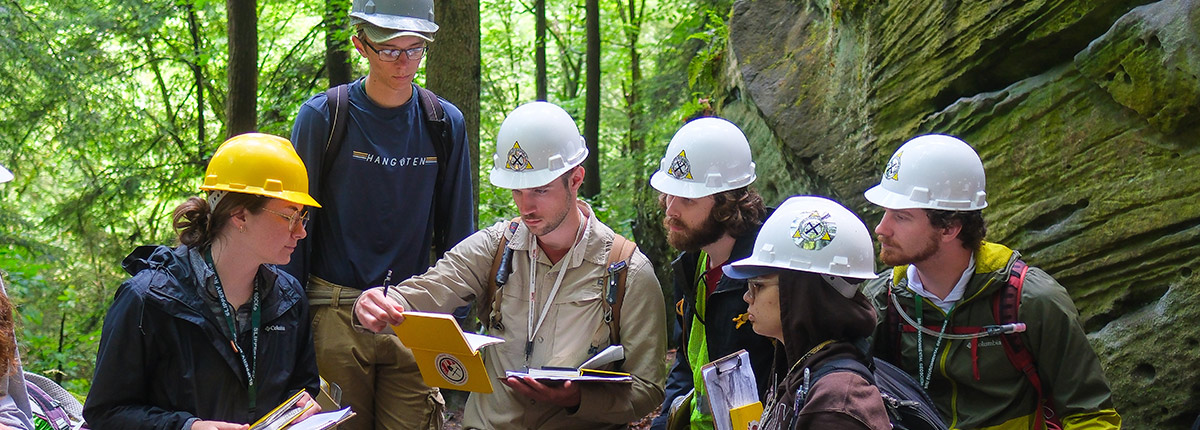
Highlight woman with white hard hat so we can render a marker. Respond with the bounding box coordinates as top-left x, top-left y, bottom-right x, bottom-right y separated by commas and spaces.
724, 195, 889, 429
